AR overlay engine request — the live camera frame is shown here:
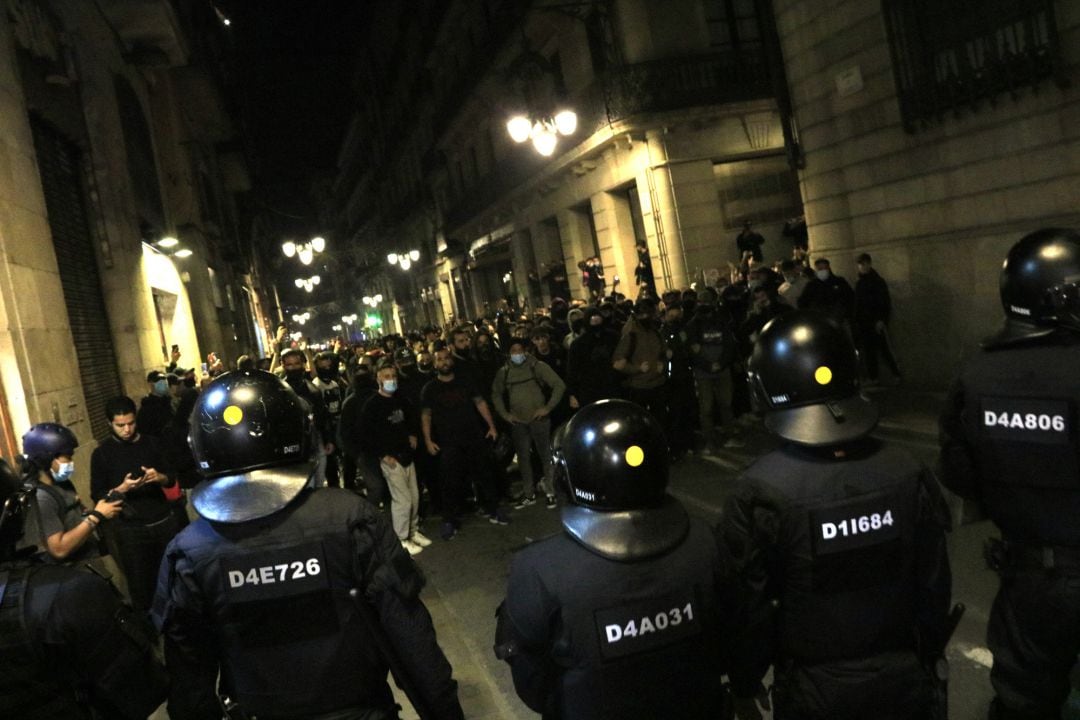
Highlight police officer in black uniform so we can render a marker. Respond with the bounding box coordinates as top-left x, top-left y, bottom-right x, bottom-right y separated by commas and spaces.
720, 311, 952, 720
153, 370, 464, 720
0, 457, 168, 719
495, 399, 733, 719
939, 228, 1080, 720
